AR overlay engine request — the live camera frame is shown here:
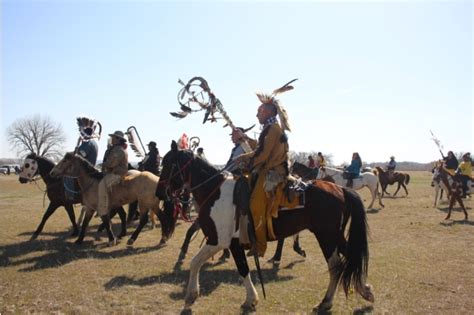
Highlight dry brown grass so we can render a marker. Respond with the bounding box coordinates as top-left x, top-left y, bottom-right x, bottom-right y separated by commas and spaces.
0, 172, 473, 314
